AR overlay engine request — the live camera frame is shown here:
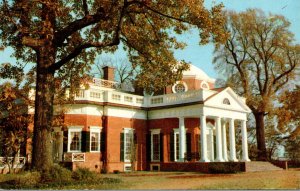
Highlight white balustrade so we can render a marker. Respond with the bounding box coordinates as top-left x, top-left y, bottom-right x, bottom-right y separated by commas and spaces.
0, 157, 26, 169
64, 153, 85, 162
